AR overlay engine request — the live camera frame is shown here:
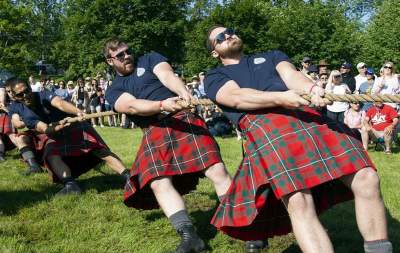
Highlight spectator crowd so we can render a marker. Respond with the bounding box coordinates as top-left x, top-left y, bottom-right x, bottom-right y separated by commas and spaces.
28, 57, 399, 153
